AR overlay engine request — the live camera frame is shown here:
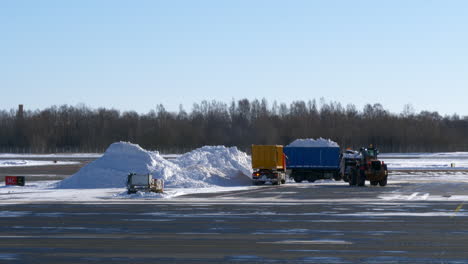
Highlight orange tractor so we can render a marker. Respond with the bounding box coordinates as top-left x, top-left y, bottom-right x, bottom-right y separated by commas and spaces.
349, 145, 388, 187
